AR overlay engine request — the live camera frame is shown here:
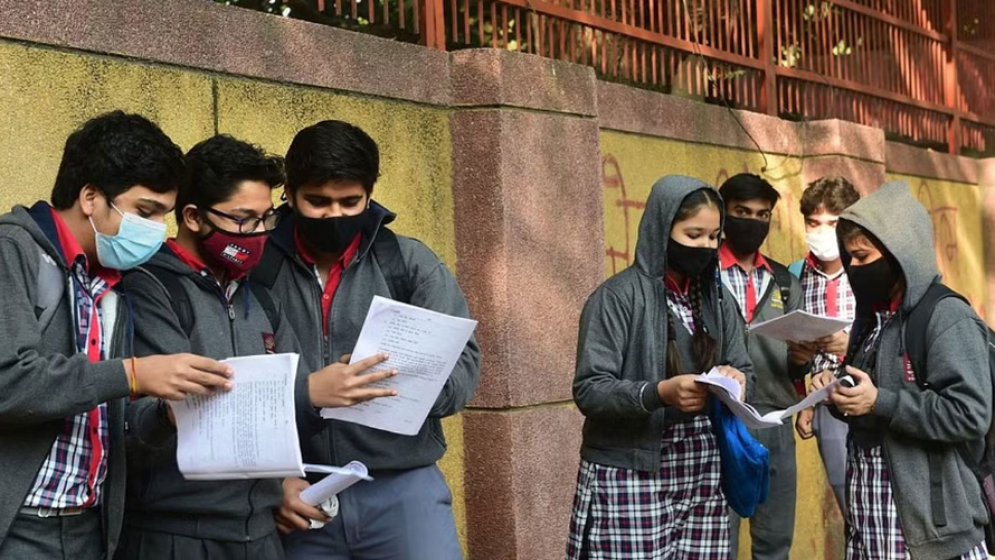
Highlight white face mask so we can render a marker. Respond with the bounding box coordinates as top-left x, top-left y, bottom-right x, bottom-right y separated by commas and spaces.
806, 227, 840, 262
